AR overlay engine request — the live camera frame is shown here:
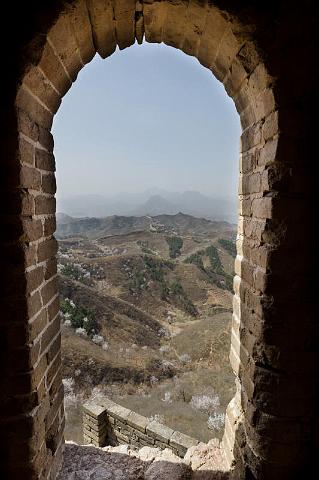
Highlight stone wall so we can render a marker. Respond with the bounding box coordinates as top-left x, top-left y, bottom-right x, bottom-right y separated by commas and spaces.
83, 399, 199, 458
